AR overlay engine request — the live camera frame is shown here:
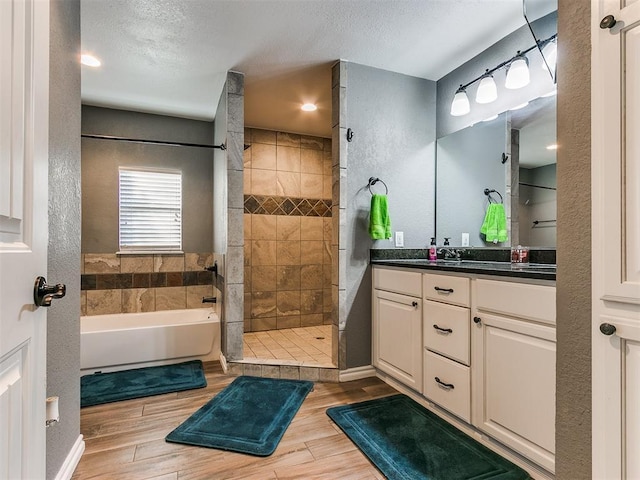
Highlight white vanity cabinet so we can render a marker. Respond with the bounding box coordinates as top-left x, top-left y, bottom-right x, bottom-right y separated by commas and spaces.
472, 278, 556, 473
372, 267, 423, 392
422, 273, 471, 422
